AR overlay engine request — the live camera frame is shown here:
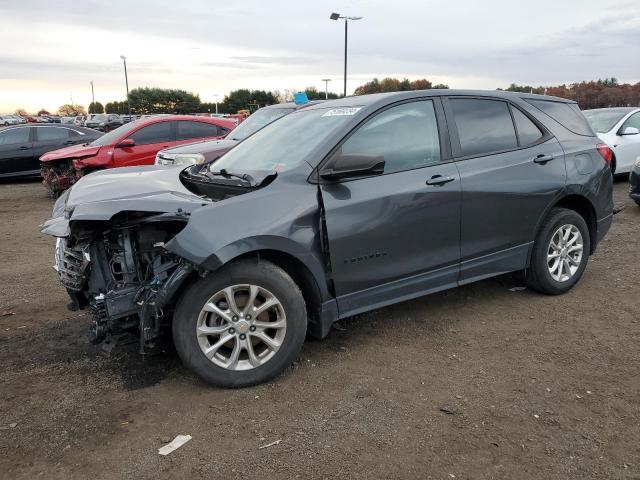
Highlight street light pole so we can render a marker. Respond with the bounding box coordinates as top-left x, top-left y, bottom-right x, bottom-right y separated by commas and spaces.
90, 80, 95, 111
321, 79, 331, 99
330, 13, 363, 97
120, 55, 131, 117
214, 94, 218, 114
343, 19, 348, 97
